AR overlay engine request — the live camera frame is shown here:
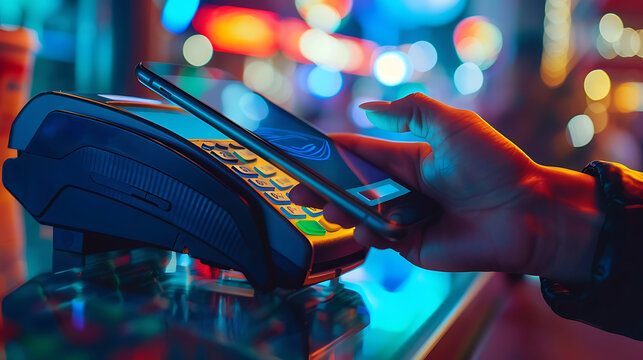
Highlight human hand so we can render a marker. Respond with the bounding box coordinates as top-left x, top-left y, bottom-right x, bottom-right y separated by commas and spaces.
291, 93, 604, 283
